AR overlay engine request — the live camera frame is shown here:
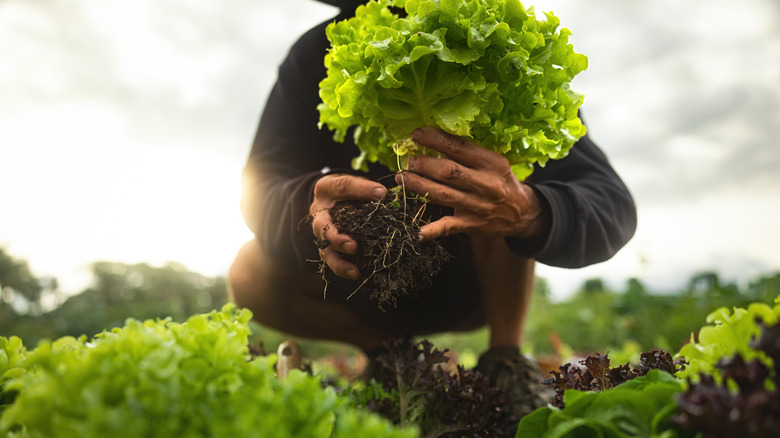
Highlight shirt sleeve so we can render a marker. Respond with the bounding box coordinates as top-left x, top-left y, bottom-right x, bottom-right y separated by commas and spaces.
241, 19, 344, 268
505, 131, 638, 268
